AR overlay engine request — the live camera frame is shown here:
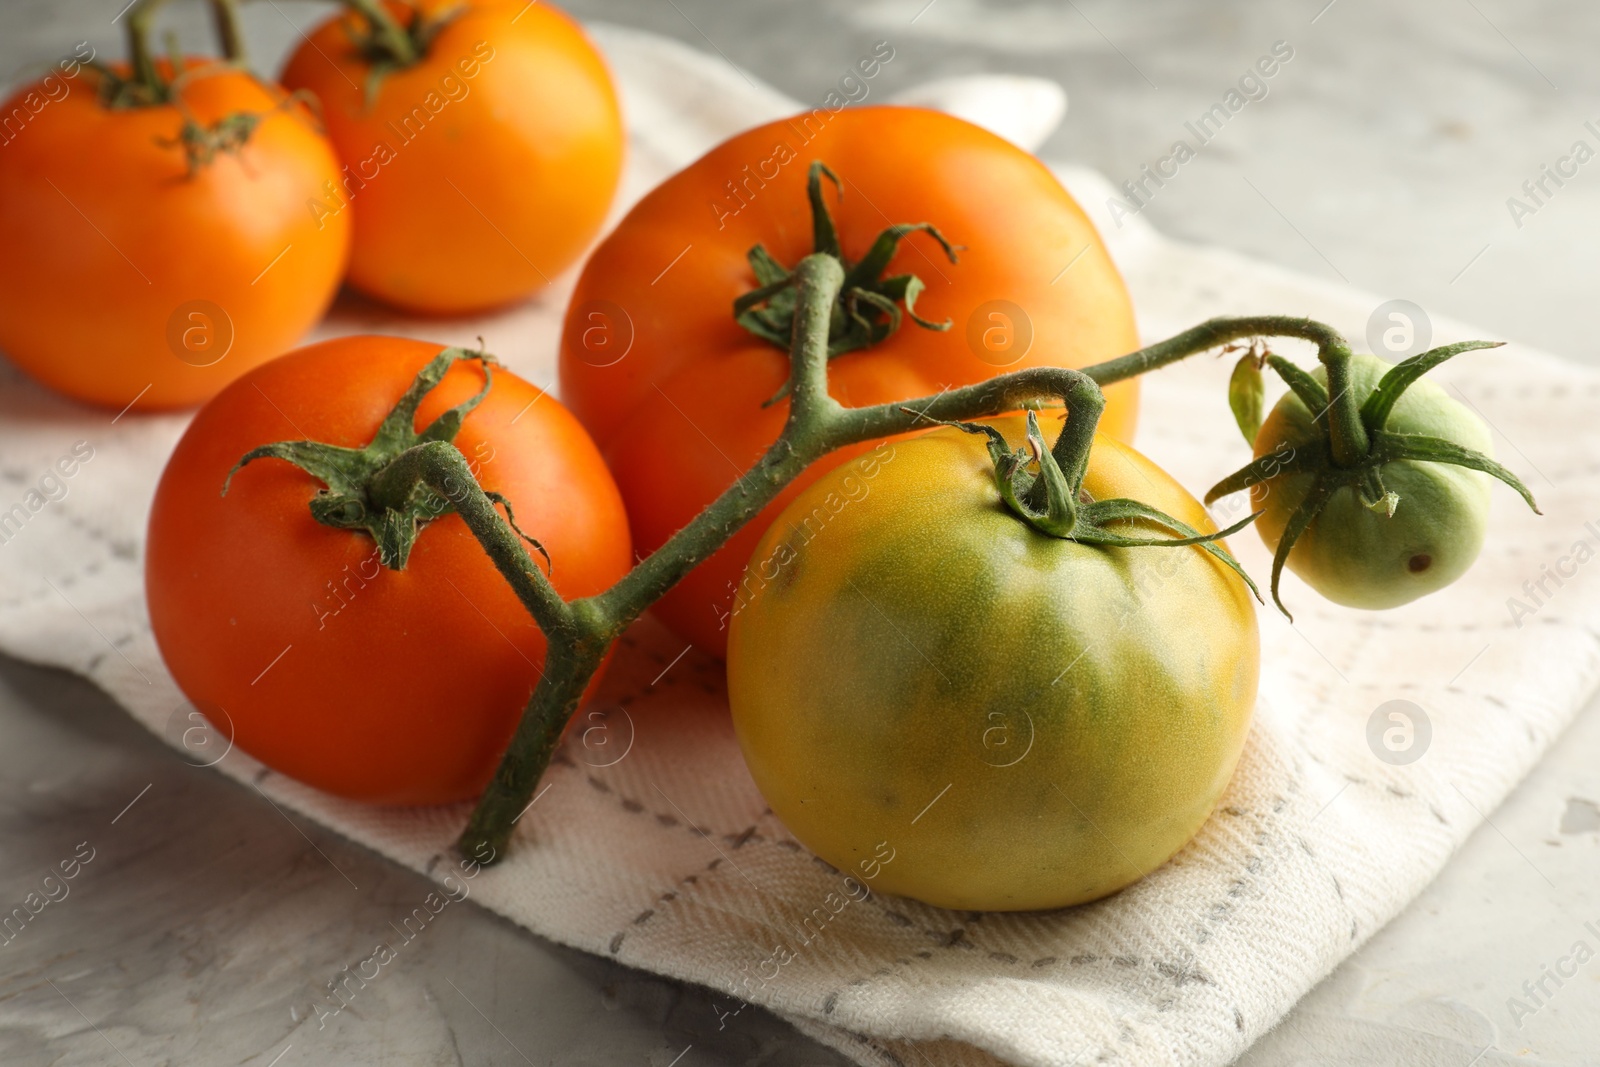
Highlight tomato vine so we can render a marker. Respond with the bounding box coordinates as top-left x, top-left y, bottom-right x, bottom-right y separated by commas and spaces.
227, 164, 1538, 863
